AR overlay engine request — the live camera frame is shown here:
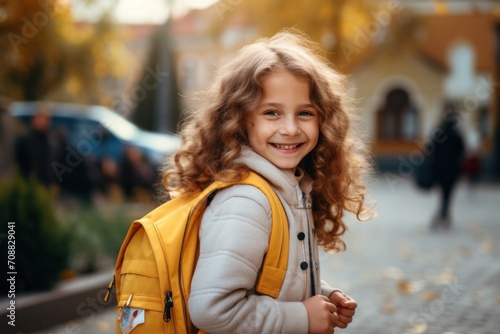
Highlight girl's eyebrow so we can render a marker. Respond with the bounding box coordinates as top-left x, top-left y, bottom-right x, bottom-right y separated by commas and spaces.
258, 102, 315, 109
